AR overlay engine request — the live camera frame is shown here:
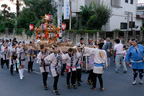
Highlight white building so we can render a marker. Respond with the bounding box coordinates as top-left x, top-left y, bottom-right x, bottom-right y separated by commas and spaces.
52, 0, 99, 16
53, 0, 143, 32
102, 0, 143, 32
137, 3, 144, 21
137, 3, 144, 15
